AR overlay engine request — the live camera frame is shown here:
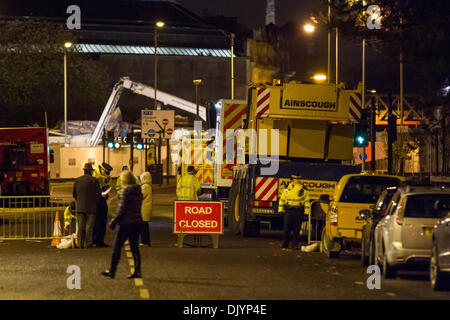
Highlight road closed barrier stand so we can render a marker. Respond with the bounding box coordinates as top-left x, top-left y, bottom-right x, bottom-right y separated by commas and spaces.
173, 201, 223, 248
